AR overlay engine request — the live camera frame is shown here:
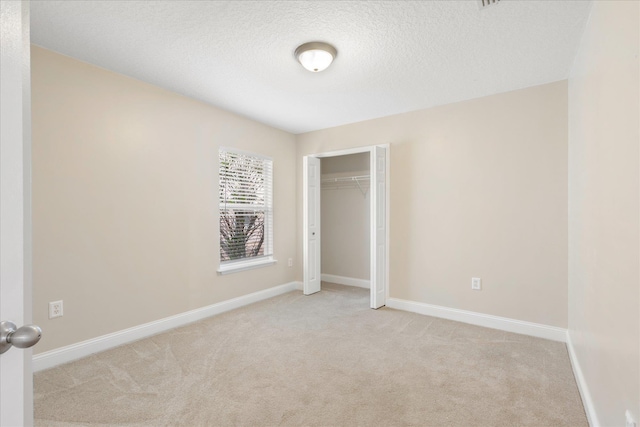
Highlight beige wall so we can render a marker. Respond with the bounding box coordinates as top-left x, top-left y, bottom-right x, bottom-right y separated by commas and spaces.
31, 46, 297, 353
321, 153, 370, 280
297, 81, 569, 327
567, 1, 640, 425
